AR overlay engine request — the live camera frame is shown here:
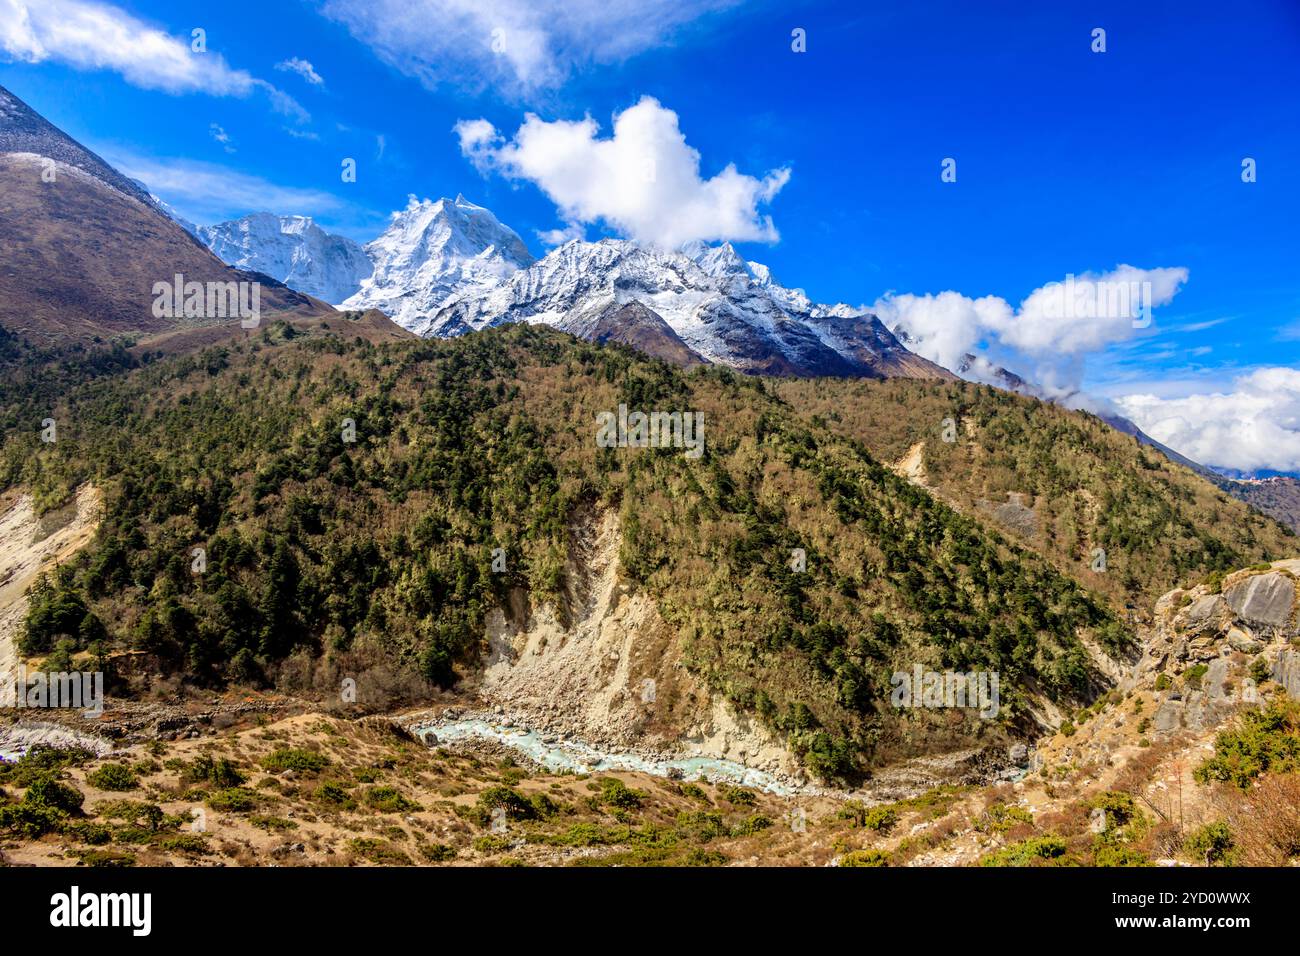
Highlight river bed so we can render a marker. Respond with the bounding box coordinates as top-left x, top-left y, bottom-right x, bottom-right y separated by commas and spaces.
411, 716, 817, 797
